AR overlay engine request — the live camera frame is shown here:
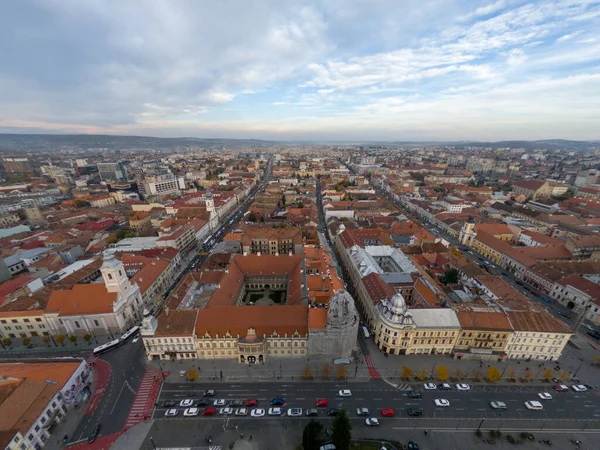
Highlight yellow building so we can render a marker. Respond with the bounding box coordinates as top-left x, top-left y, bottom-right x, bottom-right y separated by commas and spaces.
454, 310, 513, 361
0, 310, 50, 340
471, 232, 512, 264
